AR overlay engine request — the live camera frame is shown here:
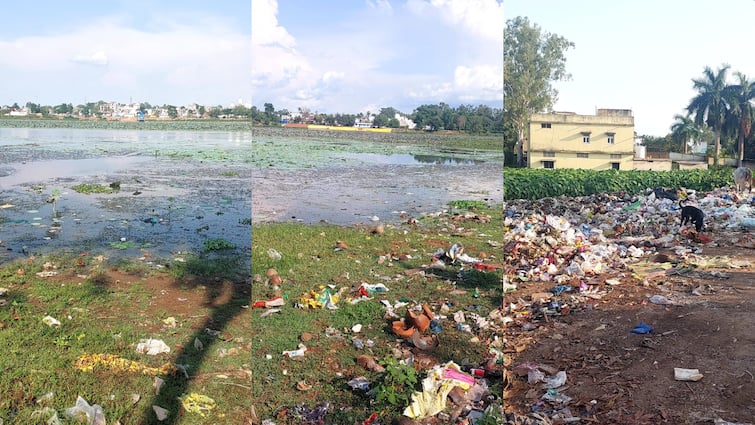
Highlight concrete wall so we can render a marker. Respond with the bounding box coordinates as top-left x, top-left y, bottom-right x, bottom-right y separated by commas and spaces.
633, 160, 672, 171
527, 110, 635, 170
